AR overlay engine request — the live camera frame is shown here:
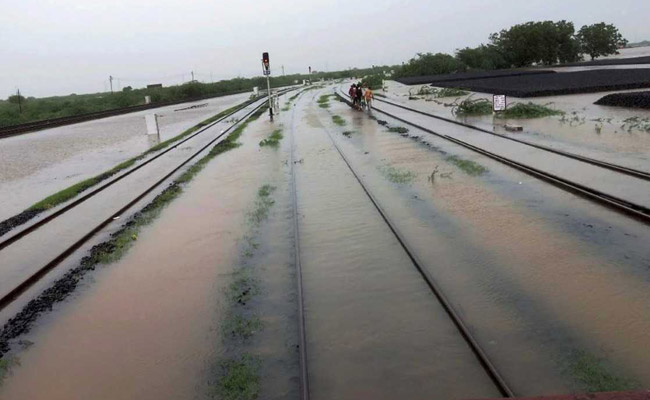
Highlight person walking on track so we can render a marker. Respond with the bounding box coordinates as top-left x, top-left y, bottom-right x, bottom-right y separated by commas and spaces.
364, 86, 374, 113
